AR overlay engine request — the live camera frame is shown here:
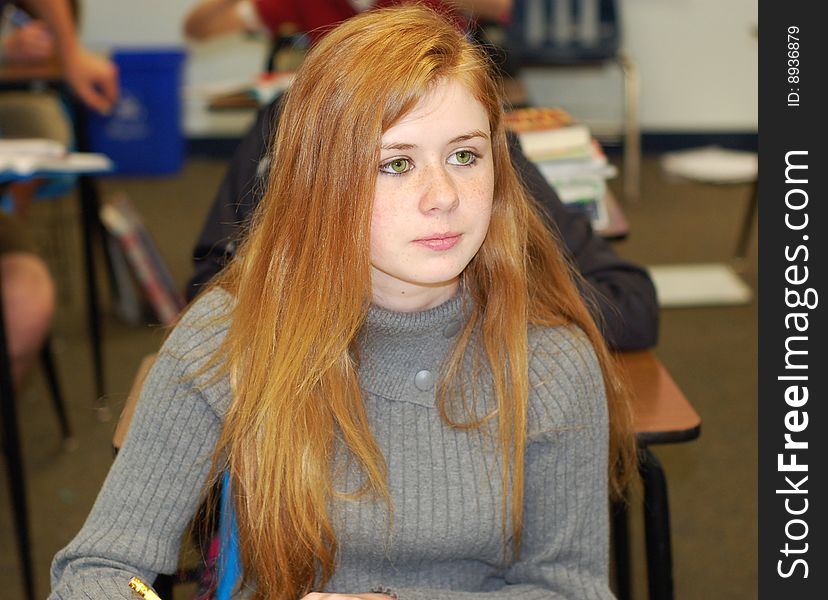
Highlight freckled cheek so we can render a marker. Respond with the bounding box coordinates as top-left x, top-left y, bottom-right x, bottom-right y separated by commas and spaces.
368, 215, 386, 261
463, 174, 495, 219
371, 198, 405, 234
370, 197, 408, 261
